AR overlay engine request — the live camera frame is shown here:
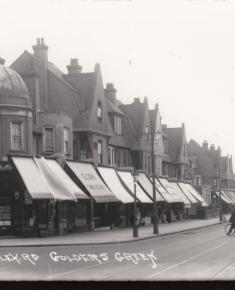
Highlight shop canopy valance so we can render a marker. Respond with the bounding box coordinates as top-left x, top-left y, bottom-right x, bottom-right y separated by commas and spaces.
97, 167, 134, 203
12, 156, 87, 200
159, 178, 184, 203
117, 170, 152, 203
66, 161, 119, 203
137, 173, 164, 202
